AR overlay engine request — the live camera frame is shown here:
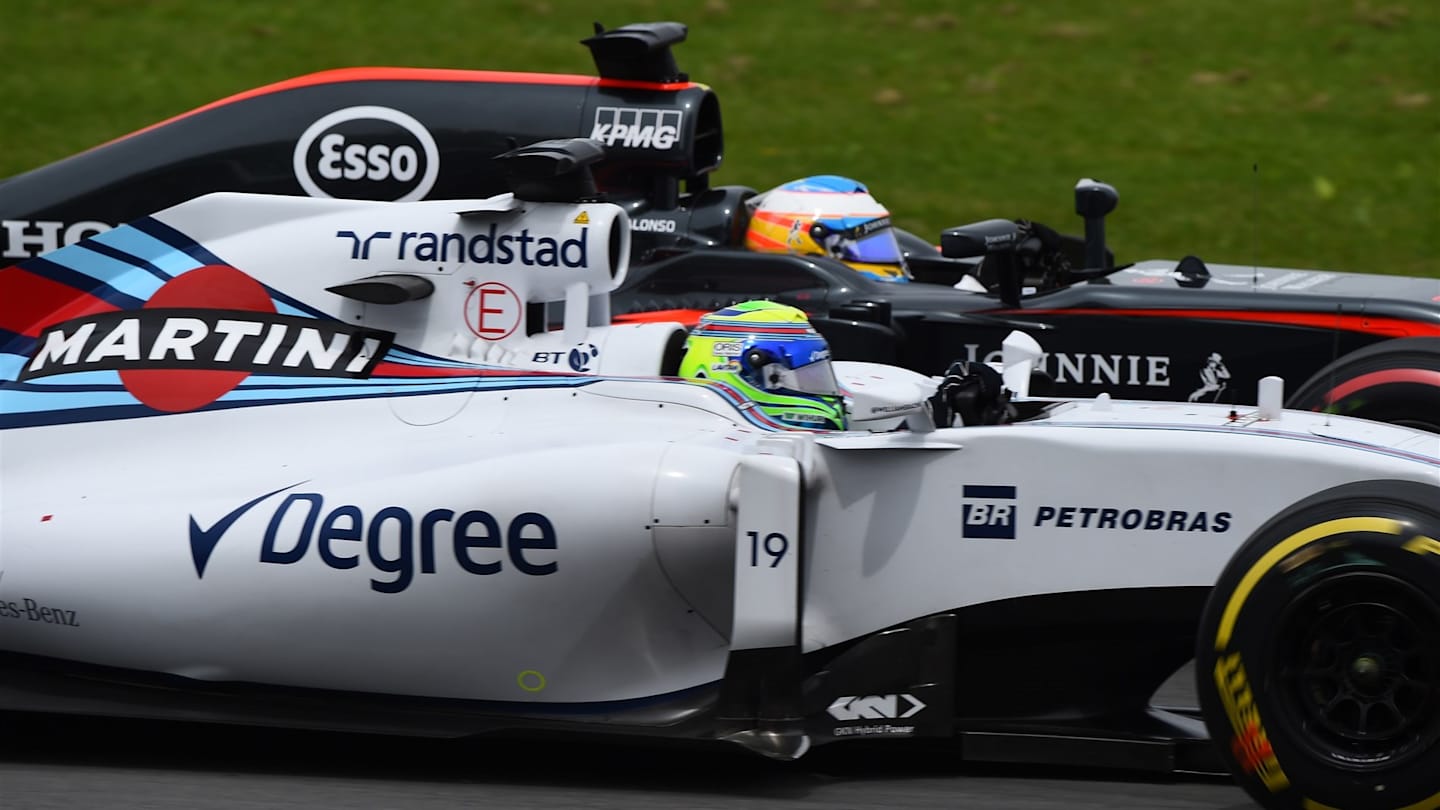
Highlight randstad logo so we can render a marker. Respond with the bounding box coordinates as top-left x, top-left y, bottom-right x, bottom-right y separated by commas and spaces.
337, 225, 588, 268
